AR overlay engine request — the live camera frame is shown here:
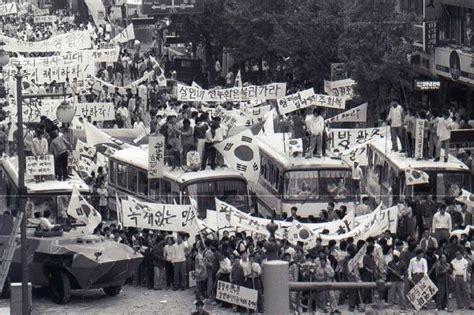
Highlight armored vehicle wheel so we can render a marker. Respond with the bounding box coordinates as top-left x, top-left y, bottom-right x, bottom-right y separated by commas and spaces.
103, 285, 121, 296
49, 271, 71, 304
